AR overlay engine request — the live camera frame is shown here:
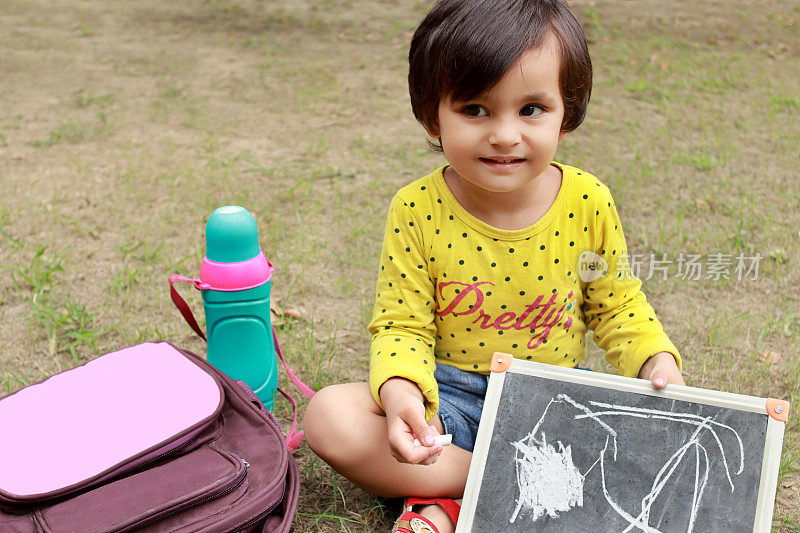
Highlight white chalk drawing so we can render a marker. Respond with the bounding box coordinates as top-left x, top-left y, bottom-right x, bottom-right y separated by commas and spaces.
509, 437, 584, 522
510, 394, 744, 532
